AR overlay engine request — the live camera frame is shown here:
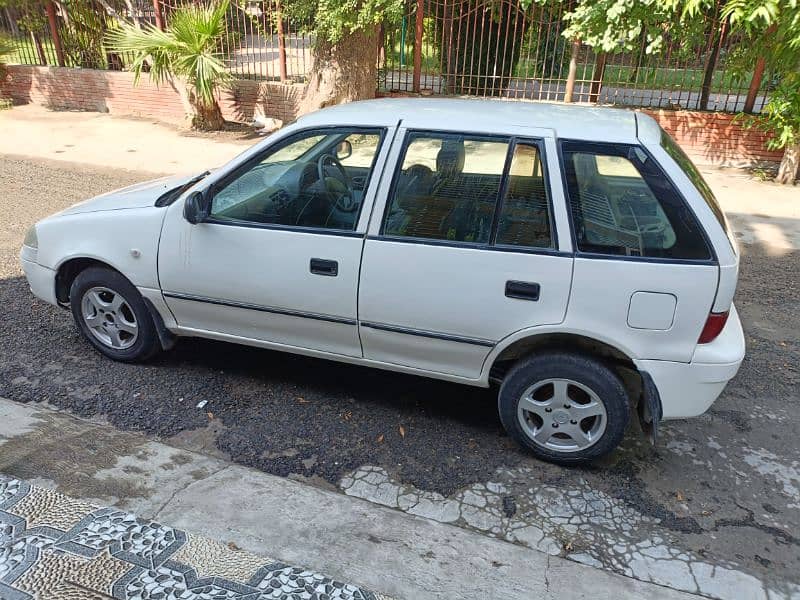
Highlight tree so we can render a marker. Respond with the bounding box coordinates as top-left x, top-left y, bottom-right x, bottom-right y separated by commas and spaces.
746, 73, 800, 183
286, 0, 403, 113
527, 0, 715, 102
105, 0, 231, 130
535, 0, 799, 182
688, 0, 800, 184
